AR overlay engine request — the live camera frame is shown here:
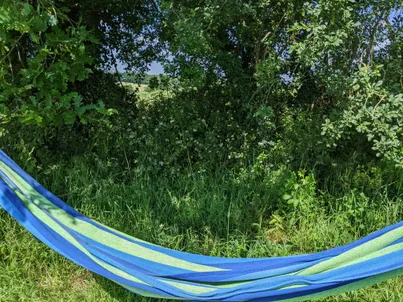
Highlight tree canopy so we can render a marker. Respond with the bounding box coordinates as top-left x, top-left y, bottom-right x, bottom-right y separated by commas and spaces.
0, 0, 402, 167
